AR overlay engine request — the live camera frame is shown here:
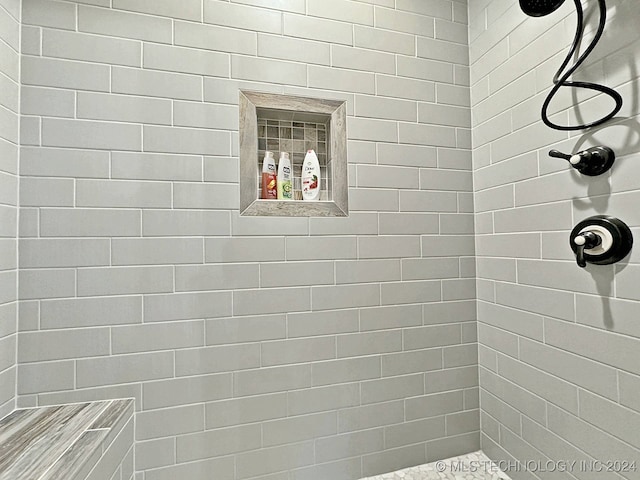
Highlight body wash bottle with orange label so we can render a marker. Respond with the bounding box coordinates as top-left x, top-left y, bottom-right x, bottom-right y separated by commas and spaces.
261, 151, 277, 199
